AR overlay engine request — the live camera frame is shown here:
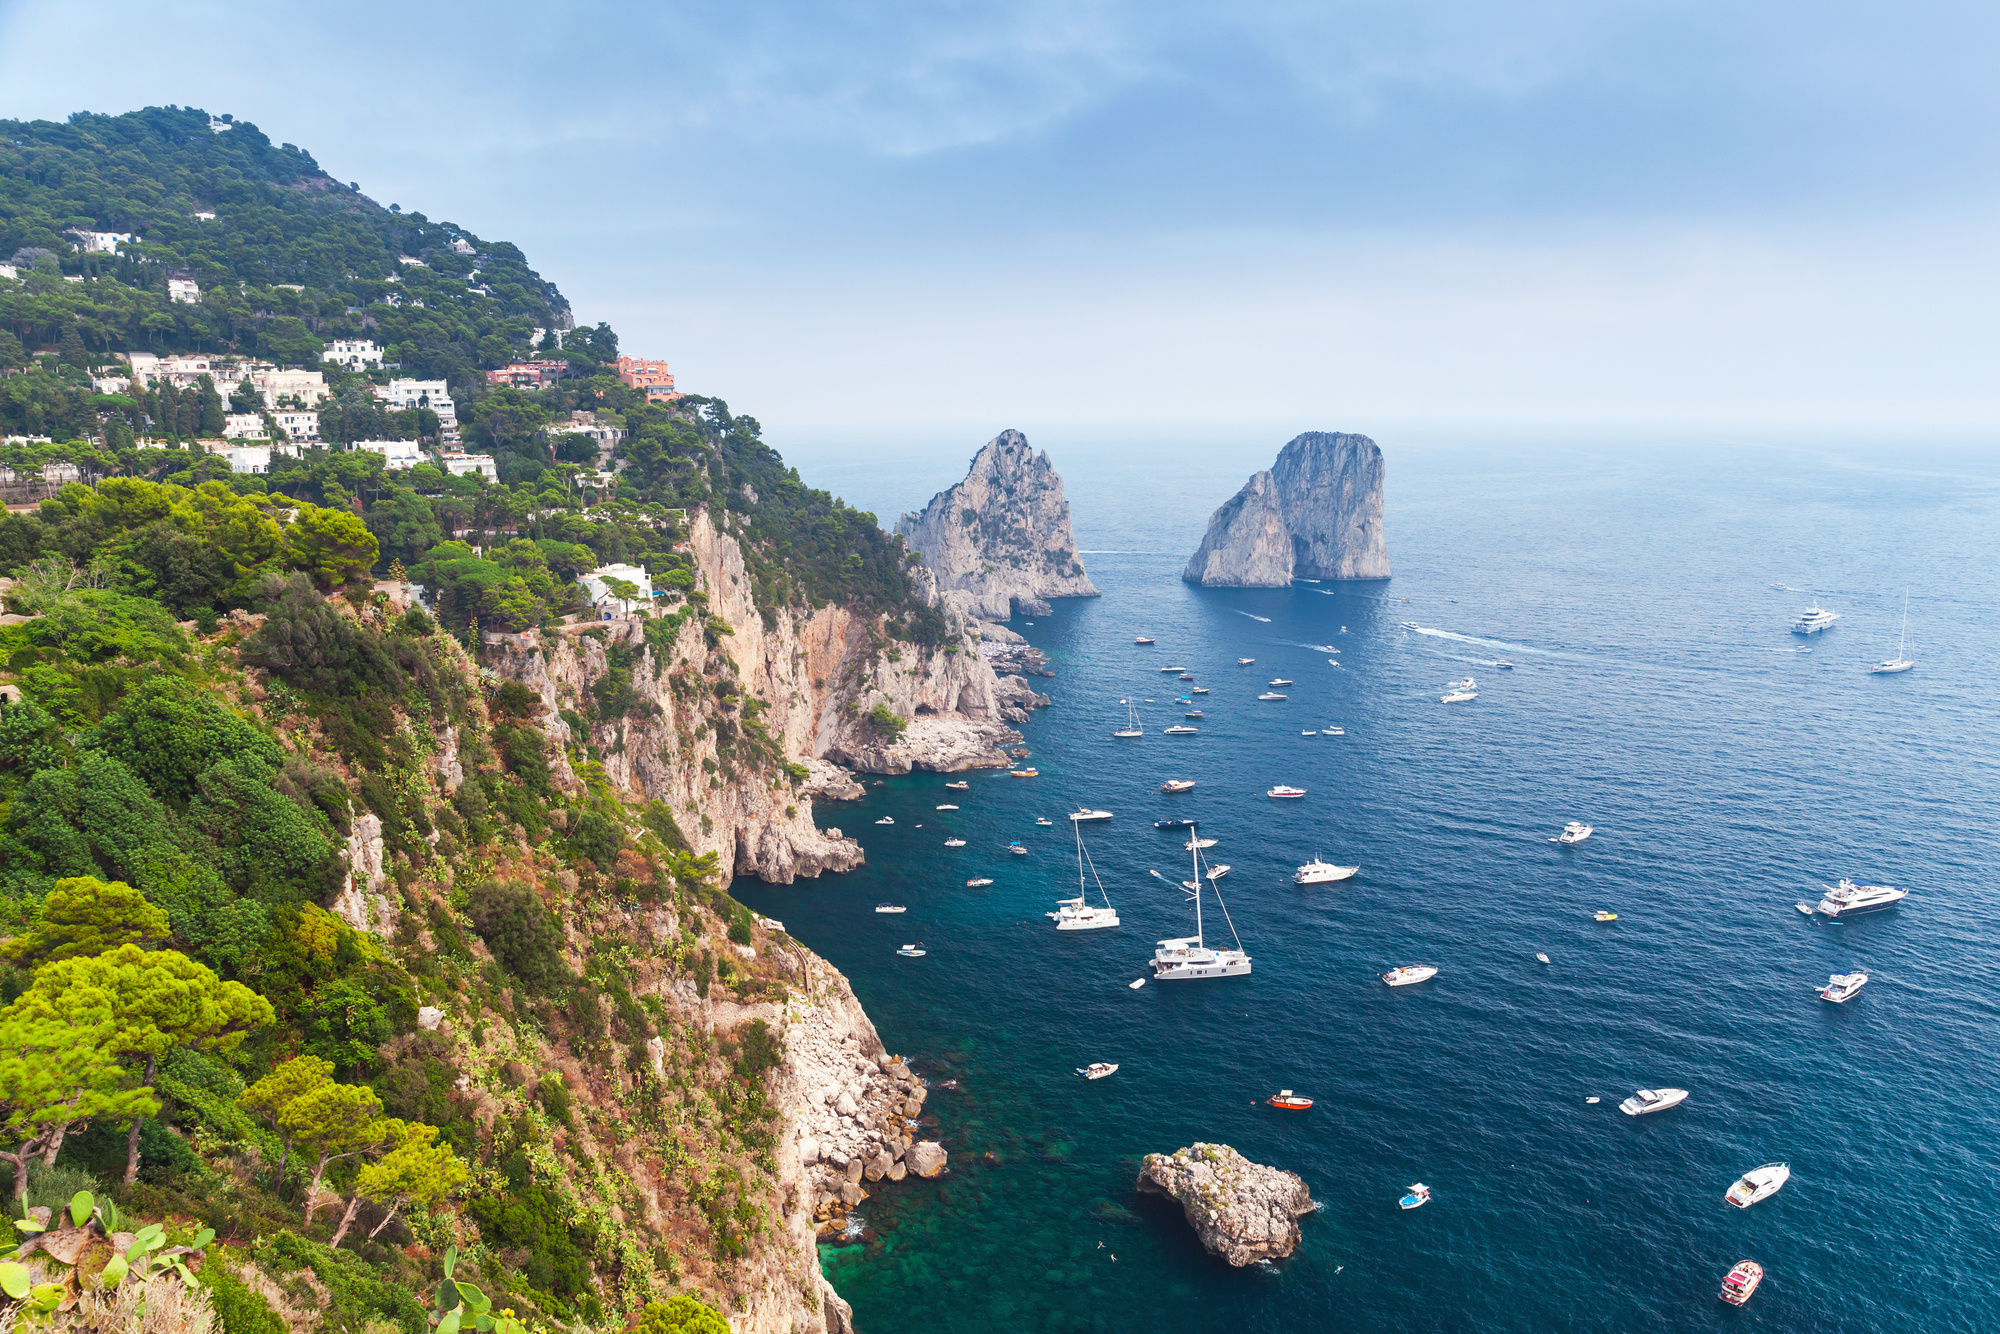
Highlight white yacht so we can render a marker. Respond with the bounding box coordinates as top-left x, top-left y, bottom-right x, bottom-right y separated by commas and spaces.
1161, 779, 1196, 793
1819, 971, 1869, 1002
1145, 830, 1252, 980
1448, 676, 1476, 691
1815, 879, 1908, 917
1164, 724, 1198, 734
874, 816, 894, 825
1237, 657, 1256, 665
1791, 604, 1841, 634
1618, 1087, 1689, 1116
1257, 691, 1288, 701
1069, 808, 1114, 823
936, 804, 960, 810
1268, 785, 1306, 798
1268, 678, 1294, 687
1184, 837, 1218, 850
1077, 1062, 1119, 1079
1381, 965, 1438, 987
1724, 1163, 1790, 1209
1048, 819, 1120, 931
1869, 592, 1915, 674
1113, 699, 1143, 738
1295, 857, 1358, 885
1205, 864, 1230, 880
1556, 821, 1593, 845
943, 837, 966, 847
